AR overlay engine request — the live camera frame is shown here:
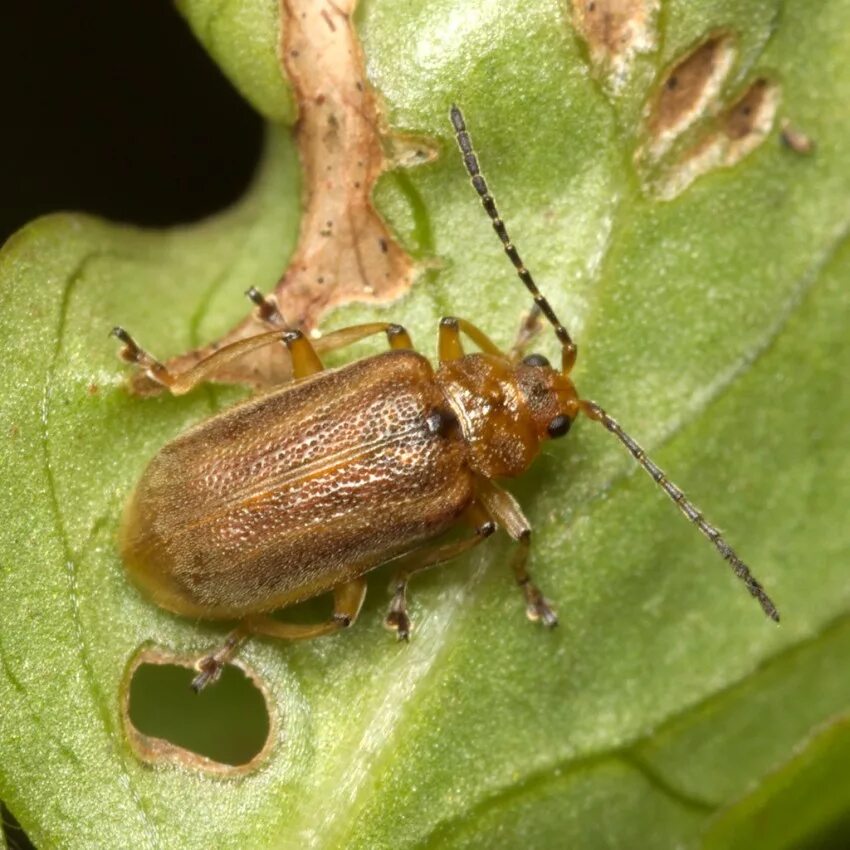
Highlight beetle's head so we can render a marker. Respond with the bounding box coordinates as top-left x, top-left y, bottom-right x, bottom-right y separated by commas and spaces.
515, 353, 580, 443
